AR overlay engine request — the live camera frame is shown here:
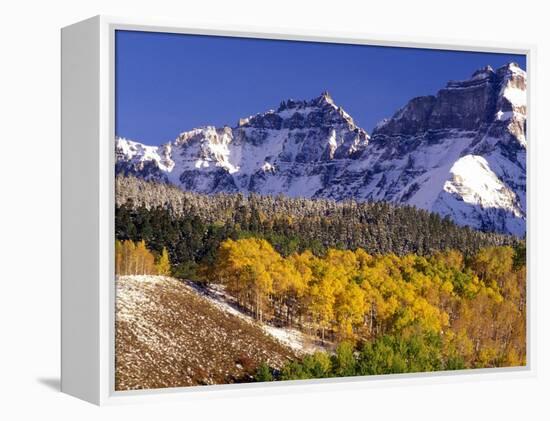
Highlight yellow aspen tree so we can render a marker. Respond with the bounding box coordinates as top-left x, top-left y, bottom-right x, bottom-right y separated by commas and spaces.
123, 240, 136, 275
334, 282, 366, 340
135, 240, 148, 275
115, 240, 123, 275
156, 247, 171, 276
